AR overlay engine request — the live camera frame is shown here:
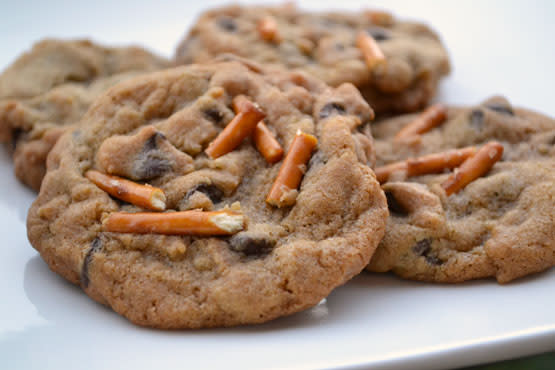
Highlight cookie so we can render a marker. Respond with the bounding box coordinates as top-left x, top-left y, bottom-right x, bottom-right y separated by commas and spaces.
175, 4, 450, 115
0, 39, 169, 190
27, 61, 387, 328
367, 96, 555, 283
